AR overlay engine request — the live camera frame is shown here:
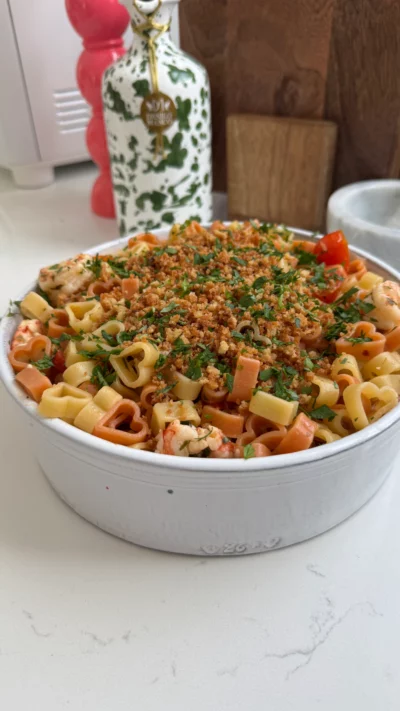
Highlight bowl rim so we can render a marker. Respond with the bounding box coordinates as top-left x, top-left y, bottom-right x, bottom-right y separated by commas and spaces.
1, 224, 400, 474
328, 179, 400, 239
